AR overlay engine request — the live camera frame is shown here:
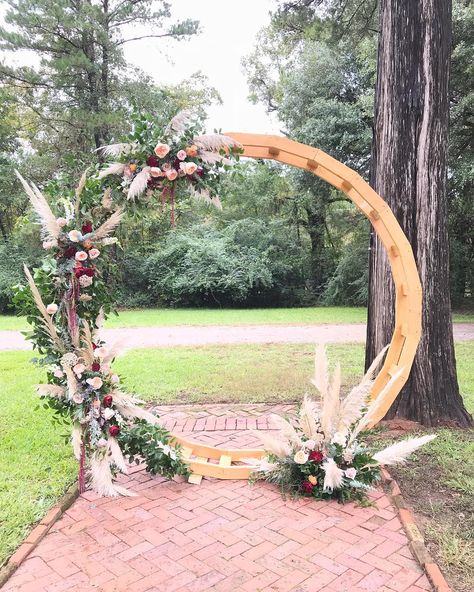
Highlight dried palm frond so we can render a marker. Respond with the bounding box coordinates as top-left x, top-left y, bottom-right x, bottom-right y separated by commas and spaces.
74, 169, 88, 221
92, 307, 105, 341
241, 457, 277, 473
90, 452, 135, 497
348, 367, 405, 445
16, 171, 61, 242
23, 266, 65, 352
322, 458, 345, 491
110, 390, 145, 408
299, 394, 319, 439
36, 384, 66, 399
127, 168, 151, 200
88, 208, 124, 241
271, 414, 303, 448
101, 338, 127, 366
165, 109, 194, 135
193, 134, 242, 152
96, 142, 138, 158
198, 150, 232, 166
253, 430, 291, 458
115, 401, 160, 425
72, 424, 83, 460
98, 162, 126, 180
80, 321, 94, 367
108, 437, 128, 473
373, 435, 436, 466
320, 362, 341, 442
101, 187, 113, 210
338, 345, 389, 431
